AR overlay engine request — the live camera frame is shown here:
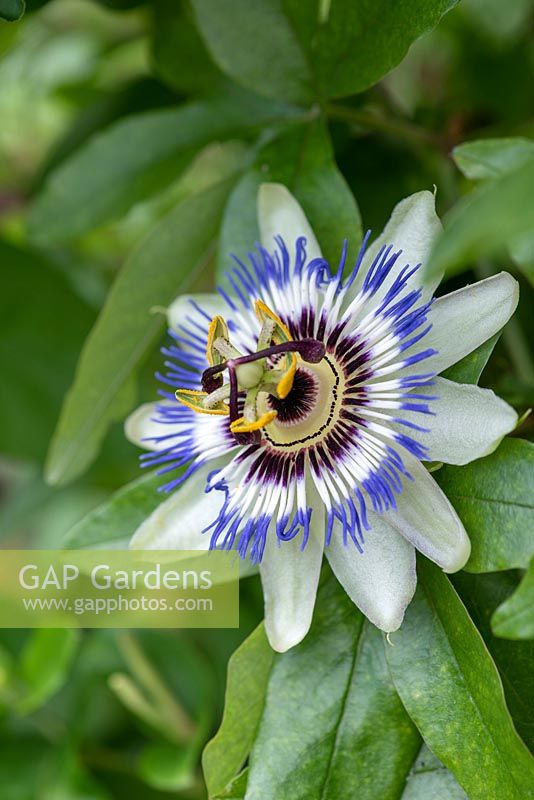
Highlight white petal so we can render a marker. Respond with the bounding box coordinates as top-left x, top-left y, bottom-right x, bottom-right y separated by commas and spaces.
260, 485, 324, 653
386, 455, 470, 573
129, 461, 257, 581
400, 377, 518, 466
350, 190, 443, 302
167, 292, 227, 331
326, 517, 416, 633
130, 461, 226, 550
125, 402, 172, 451
258, 183, 322, 260
417, 272, 519, 376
